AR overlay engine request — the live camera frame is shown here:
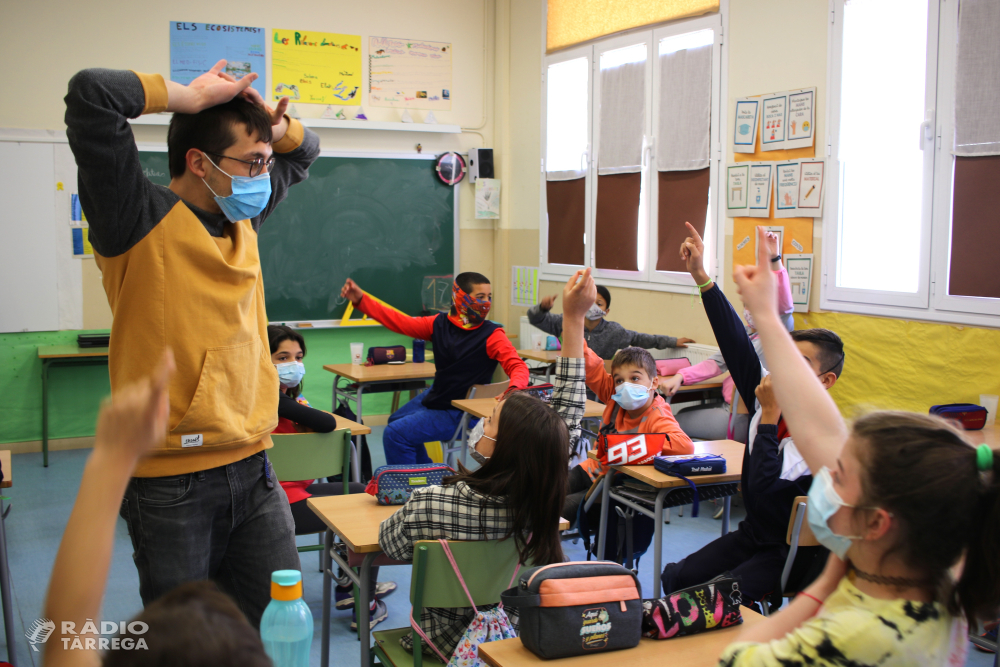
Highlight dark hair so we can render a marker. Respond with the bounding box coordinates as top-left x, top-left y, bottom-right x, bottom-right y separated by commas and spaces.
851, 412, 1000, 622
790, 328, 845, 377
103, 581, 270, 667
596, 285, 611, 309
610, 346, 656, 378
444, 392, 568, 565
167, 97, 273, 178
455, 272, 491, 294
267, 324, 306, 399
